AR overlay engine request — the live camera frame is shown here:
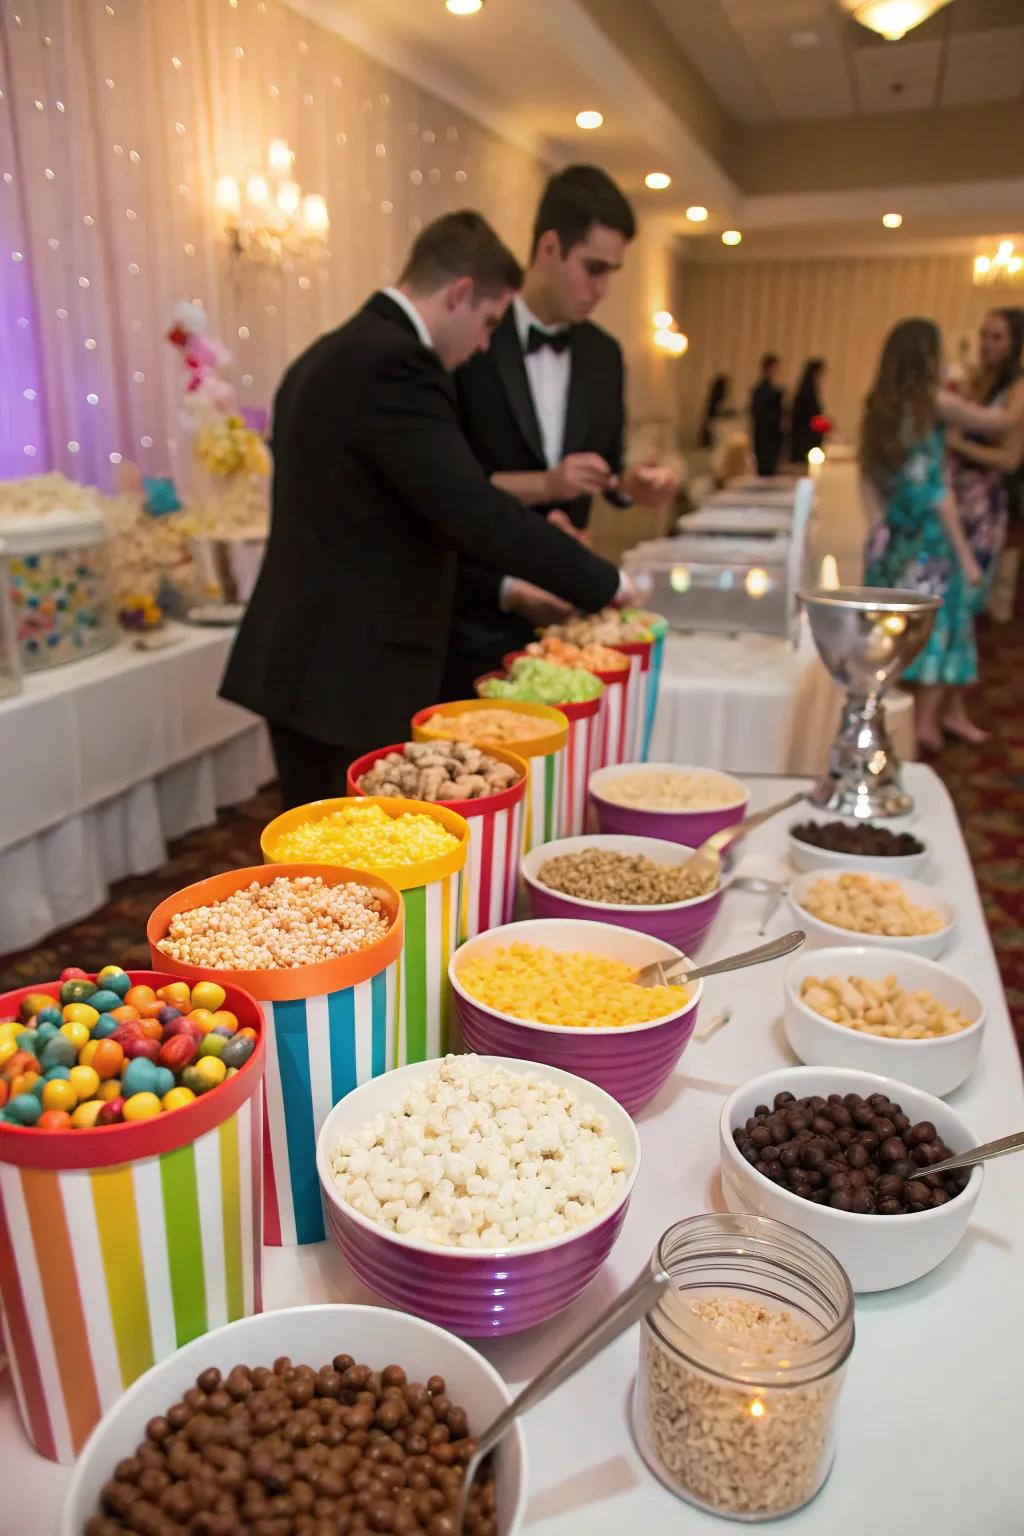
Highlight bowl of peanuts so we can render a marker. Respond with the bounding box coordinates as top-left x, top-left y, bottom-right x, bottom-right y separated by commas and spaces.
448, 919, 702, 1113
61, 1302, 527, 1536
521, 833, 724, 951
783, 947, 986, 1097
787, 870, 956, 960
588, 762, 749, 846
